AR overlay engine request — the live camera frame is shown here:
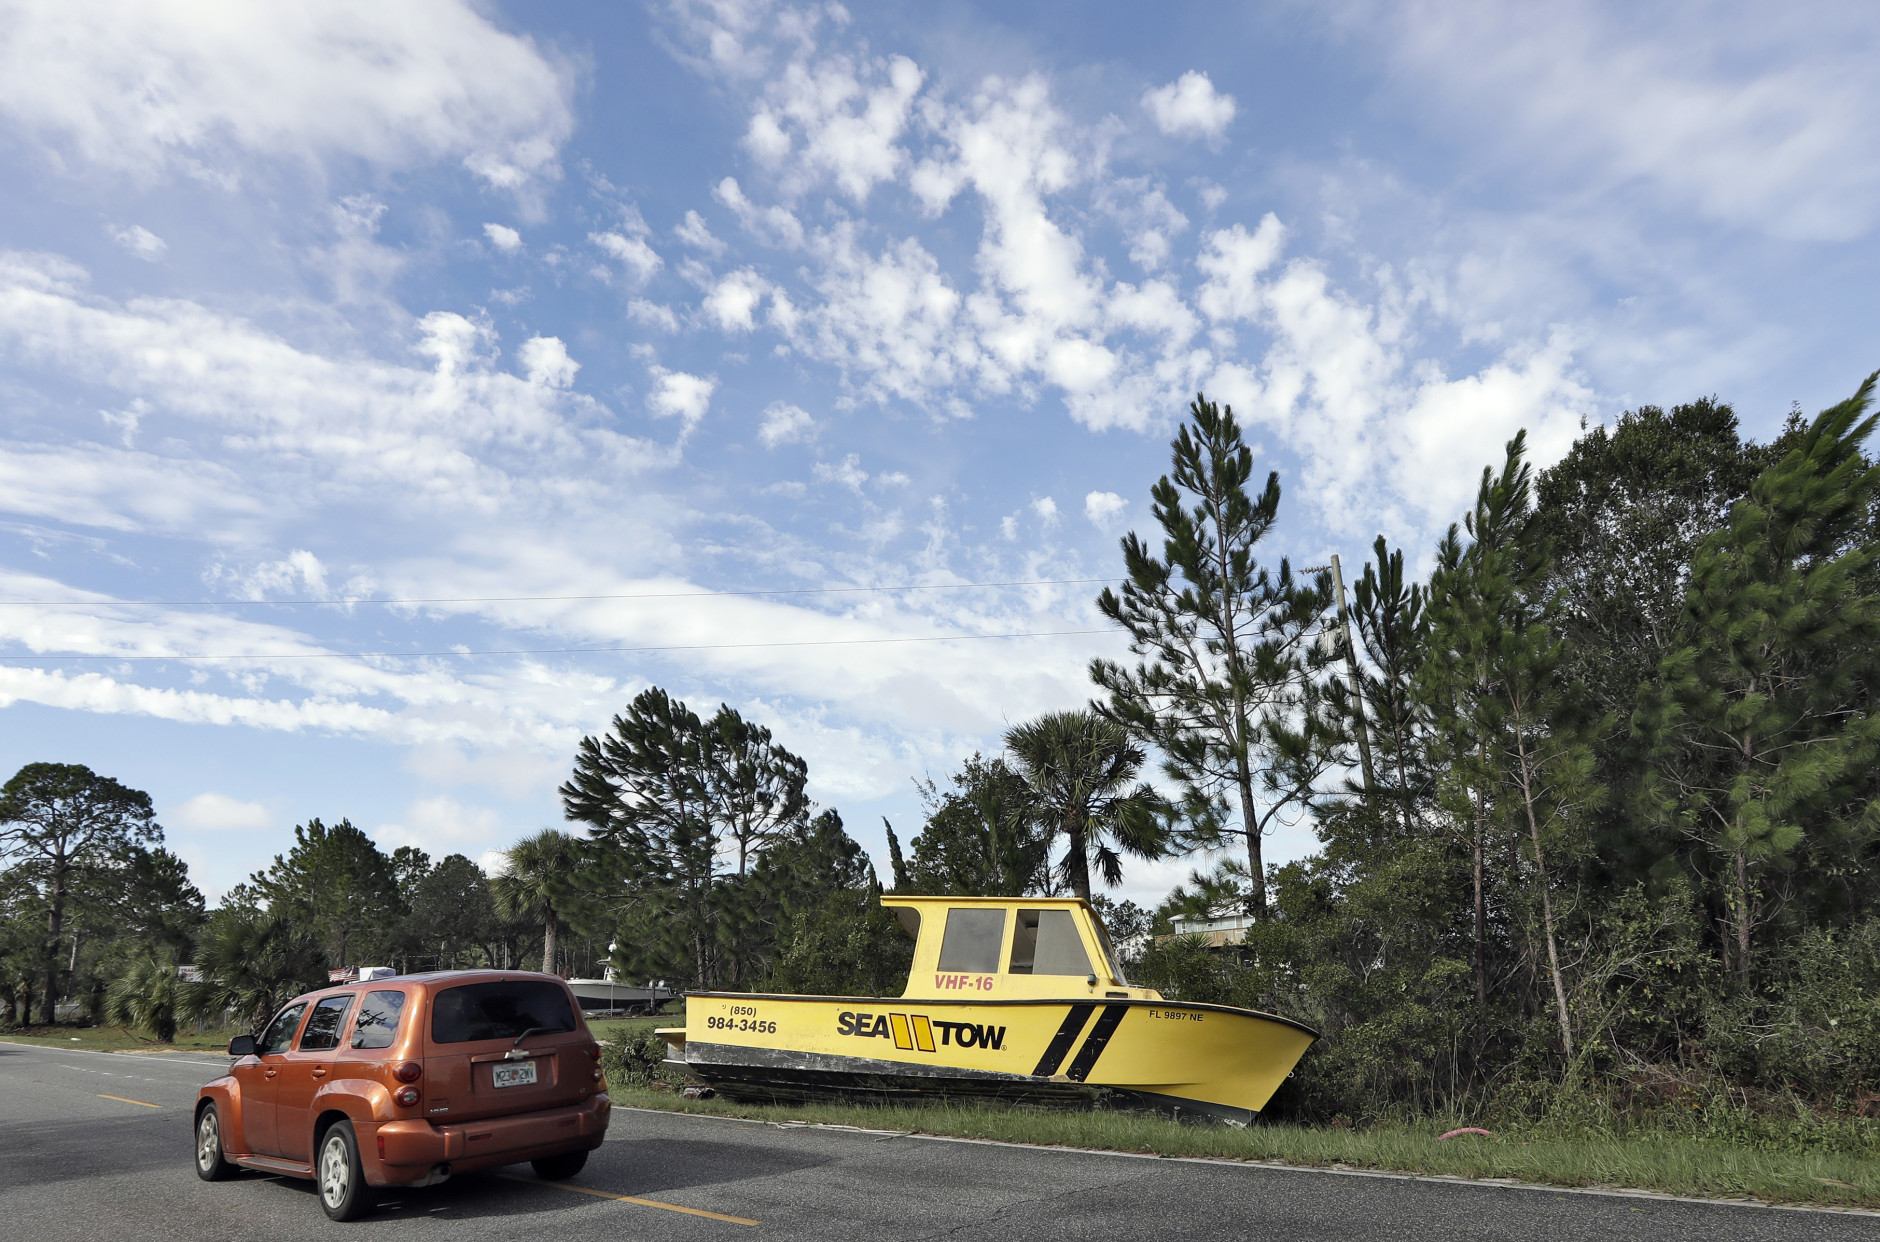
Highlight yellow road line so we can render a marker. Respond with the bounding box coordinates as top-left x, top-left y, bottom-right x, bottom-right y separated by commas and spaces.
502, 1173, 758, 1226
97, 1093, 161, 1109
